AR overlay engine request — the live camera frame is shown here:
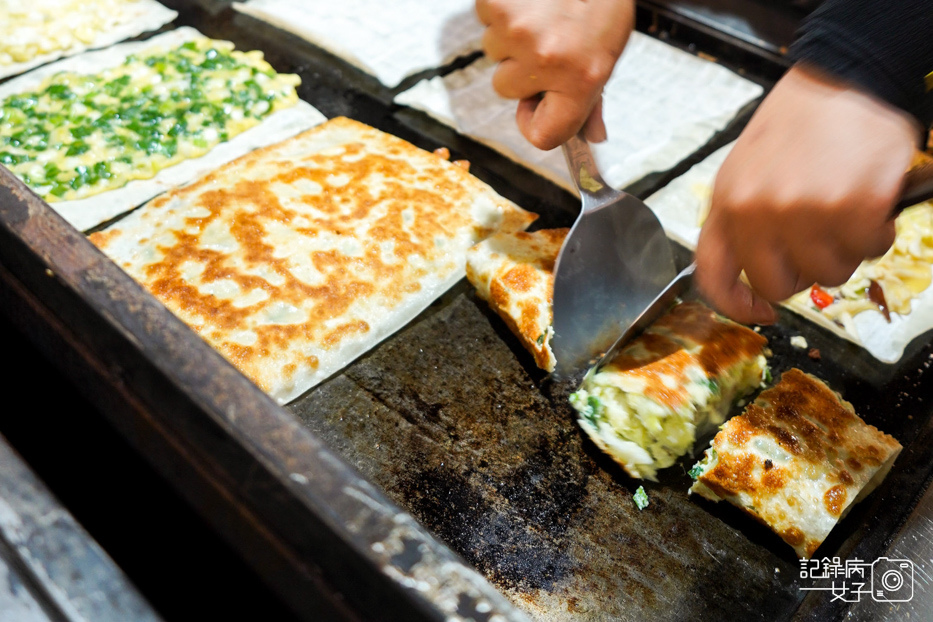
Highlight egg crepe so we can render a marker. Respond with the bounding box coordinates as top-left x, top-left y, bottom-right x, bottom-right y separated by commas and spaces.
646, 143, 933, 363
570, 301, 769, 480
465, 228, 568, 372
0, 0, 177, 80
0, 27, 325, 232
689, 368, 901, 558
91, 117, 536, 404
